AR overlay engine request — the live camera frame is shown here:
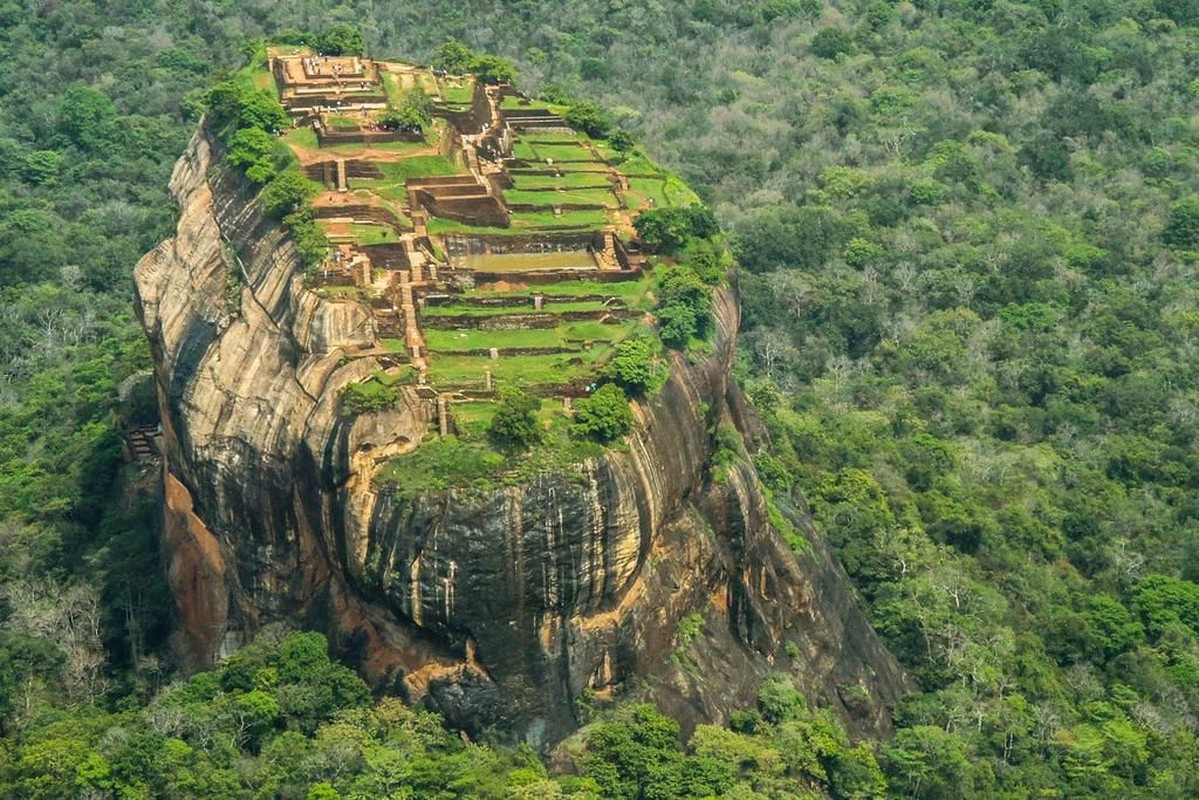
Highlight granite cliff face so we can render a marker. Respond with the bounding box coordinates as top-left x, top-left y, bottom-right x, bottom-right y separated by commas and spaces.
134, 128, 910, 746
